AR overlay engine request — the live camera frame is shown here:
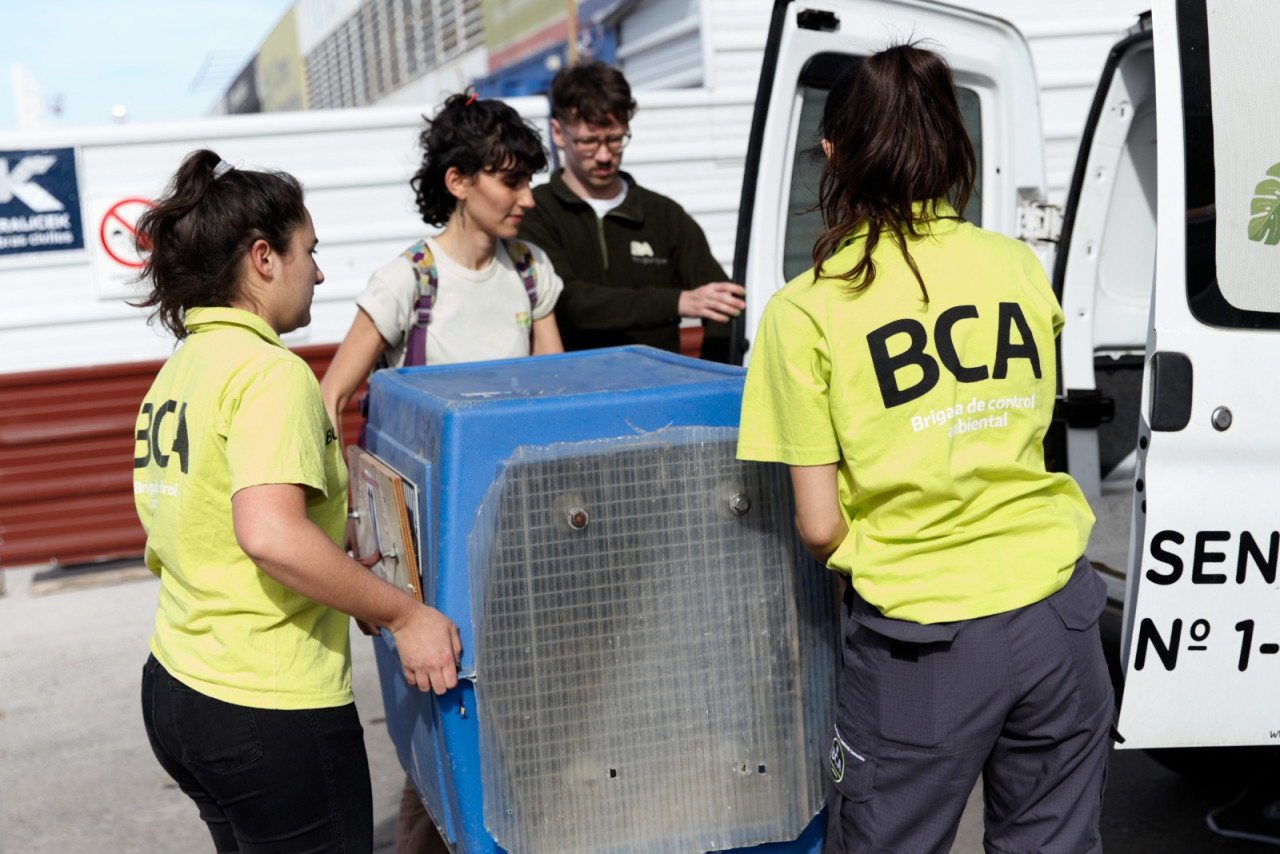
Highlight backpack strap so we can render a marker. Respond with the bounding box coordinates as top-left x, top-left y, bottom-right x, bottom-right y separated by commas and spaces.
357, 240, 438, 447
402, 240, 439, 368
503, 239, 539, 349
396, 239, 537, 366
